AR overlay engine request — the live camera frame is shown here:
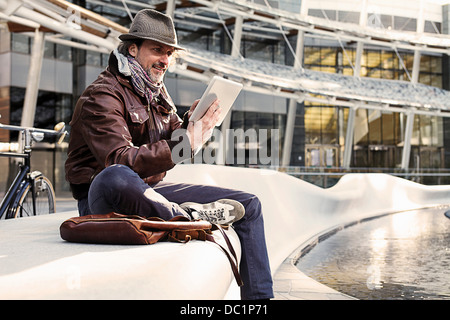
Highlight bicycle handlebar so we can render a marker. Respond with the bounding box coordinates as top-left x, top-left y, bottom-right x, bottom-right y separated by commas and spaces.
0, 122, 64, 134
0, 122, 68, 146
